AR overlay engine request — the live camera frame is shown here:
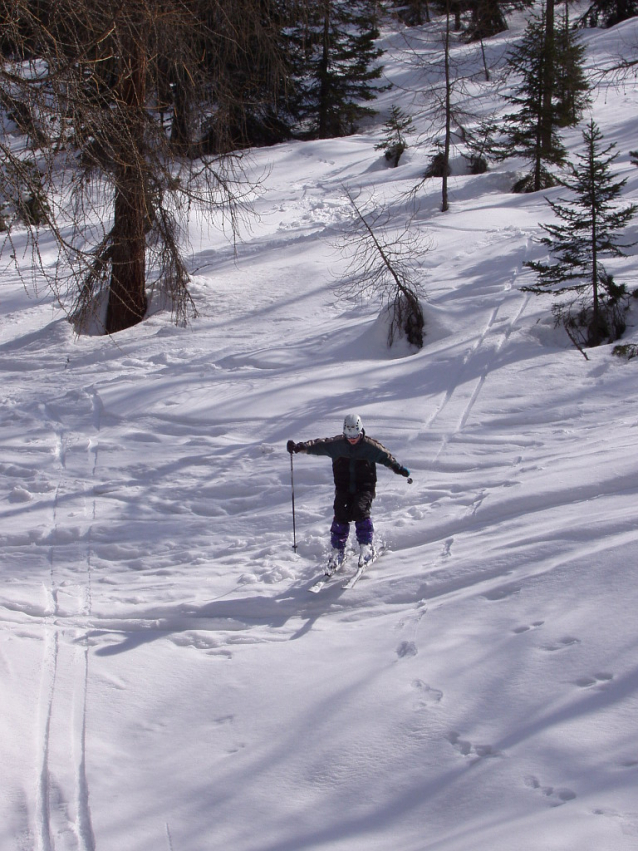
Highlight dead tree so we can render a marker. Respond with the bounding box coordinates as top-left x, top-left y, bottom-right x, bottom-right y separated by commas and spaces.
337, 188, 427, 349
